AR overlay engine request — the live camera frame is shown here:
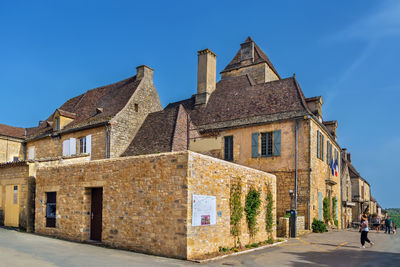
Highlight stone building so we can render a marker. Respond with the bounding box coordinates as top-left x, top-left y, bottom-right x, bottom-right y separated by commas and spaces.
0, 65, 162, 229
348, 160, 371, 222
340, 149, 355, 228
35, 151, 277, 260
123, 37, 343, 229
